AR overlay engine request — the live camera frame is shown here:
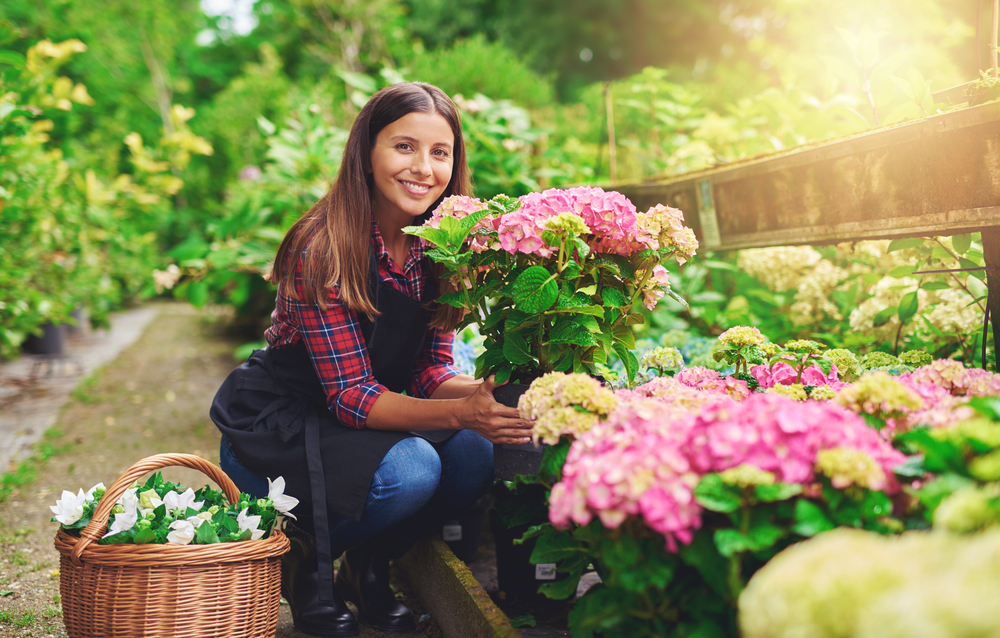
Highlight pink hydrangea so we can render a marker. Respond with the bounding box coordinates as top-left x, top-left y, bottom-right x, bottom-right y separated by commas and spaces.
751, 362, 840, 389
566, 186, 640, 256
642, 265, 671, 310
496, 191, 562, 257
894, 373, 976, 429
426, 195, 499, 252
901, 360, 1000, 397
549, 392, 907, 553
684, 394, 905, 491
675, 366, 751, 400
